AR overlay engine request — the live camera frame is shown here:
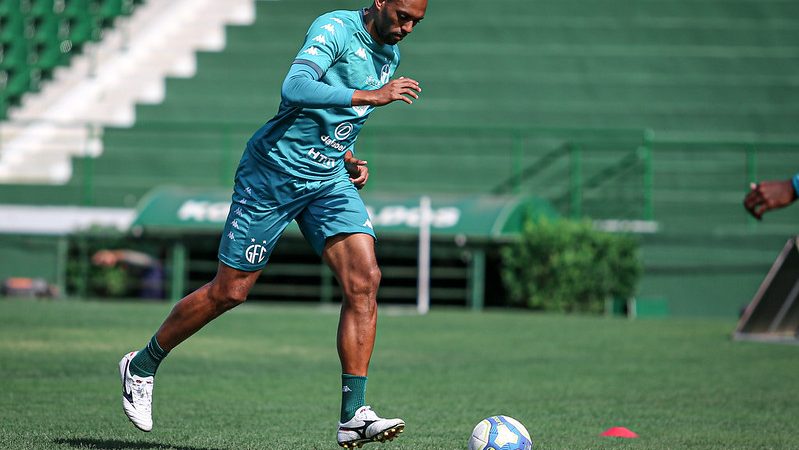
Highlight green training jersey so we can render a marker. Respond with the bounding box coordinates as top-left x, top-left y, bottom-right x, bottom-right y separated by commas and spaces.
247, 9, 401, 180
